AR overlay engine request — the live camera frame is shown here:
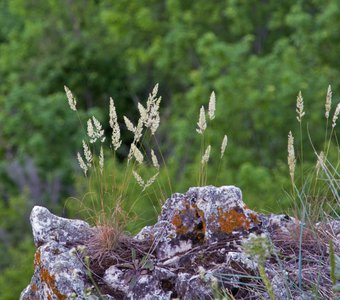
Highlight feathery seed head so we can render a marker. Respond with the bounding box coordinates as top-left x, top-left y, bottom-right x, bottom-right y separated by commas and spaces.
201, 145, 211, 165
87, 119, 94, 142
208, 91, 216, 120
64, 85, 77, 111
77, 152, 88, 176
132, 170, 145, 189
332, 103, 340, 128
296, 91, 305, 123
138, 102, 147, 123
124, 115, 144, 143
109, 98, 121, 150
133, 170, 158, 192
152, 83, 159, 97
145, 172, 159, 190
124, 116, 135, 133
87, 117, 105, 143
325, 85, 332, 119
220, 135, 228, 158
287, 131, 296, 183
144, 84, 161, 135
134, 118, 144, 143
196, 106, 207, 134
131, 144, 144, 164
151, 149, 160, 170
82, 140, 92, 167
